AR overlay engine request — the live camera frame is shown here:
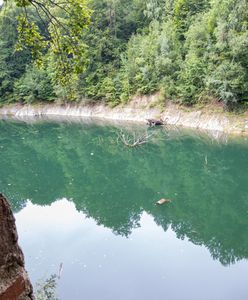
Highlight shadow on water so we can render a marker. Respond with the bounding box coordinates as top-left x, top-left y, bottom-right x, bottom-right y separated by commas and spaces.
0, 119, 248, 266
